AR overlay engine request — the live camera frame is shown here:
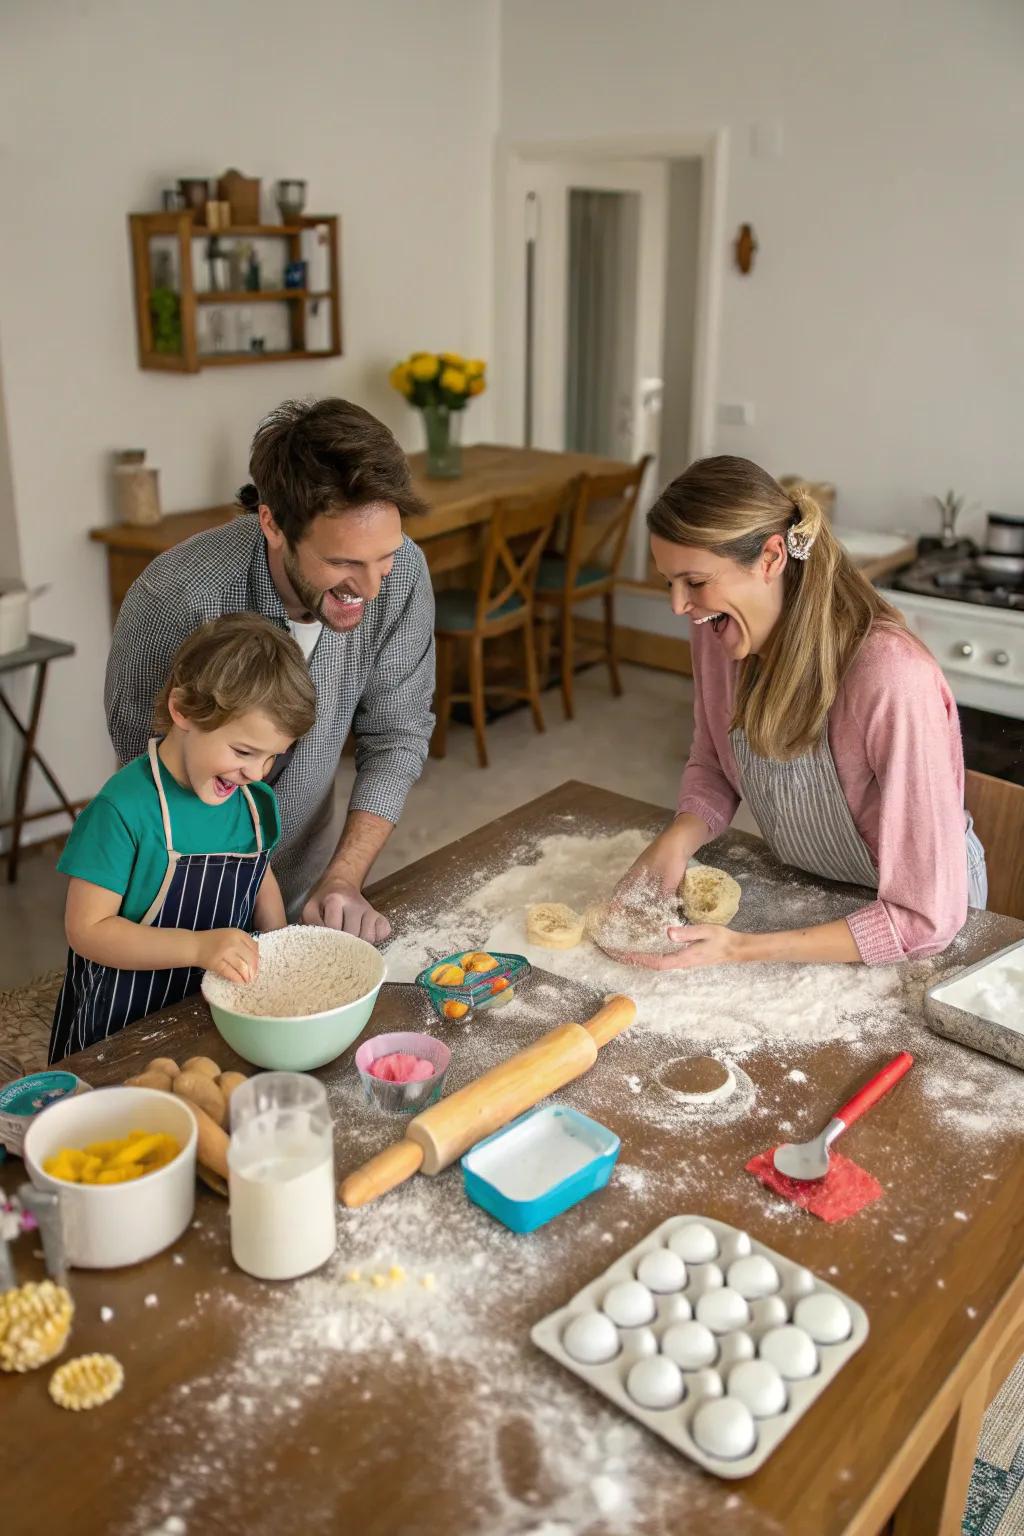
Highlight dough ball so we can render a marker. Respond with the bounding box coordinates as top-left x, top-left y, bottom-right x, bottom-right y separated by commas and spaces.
563, 1312, 619, 1364
585, 873, 684, 959
173, 1071, 226, 1127
217, 1071, 248, 1105
525, 903, 585, 950
124, 1071, 173, 1093
679, 865, 741, 926
147, 1057, 180, 1080
181, 1056, 222, 1080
